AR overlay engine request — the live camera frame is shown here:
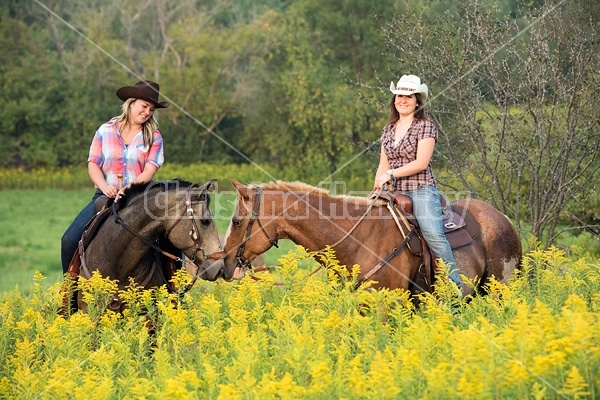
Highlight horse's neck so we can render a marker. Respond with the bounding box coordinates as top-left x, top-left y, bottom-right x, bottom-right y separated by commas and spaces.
116, 199, 165, 239
94, 199, 164, 264
278, 193, 370, 257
